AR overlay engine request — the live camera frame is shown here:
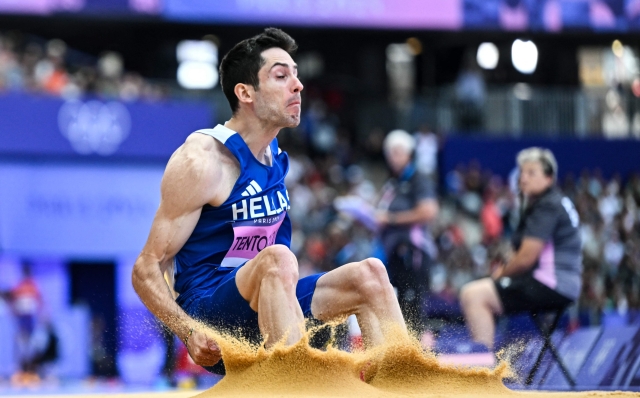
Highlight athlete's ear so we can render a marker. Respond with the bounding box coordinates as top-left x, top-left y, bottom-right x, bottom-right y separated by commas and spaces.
234, 83, 254, 107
